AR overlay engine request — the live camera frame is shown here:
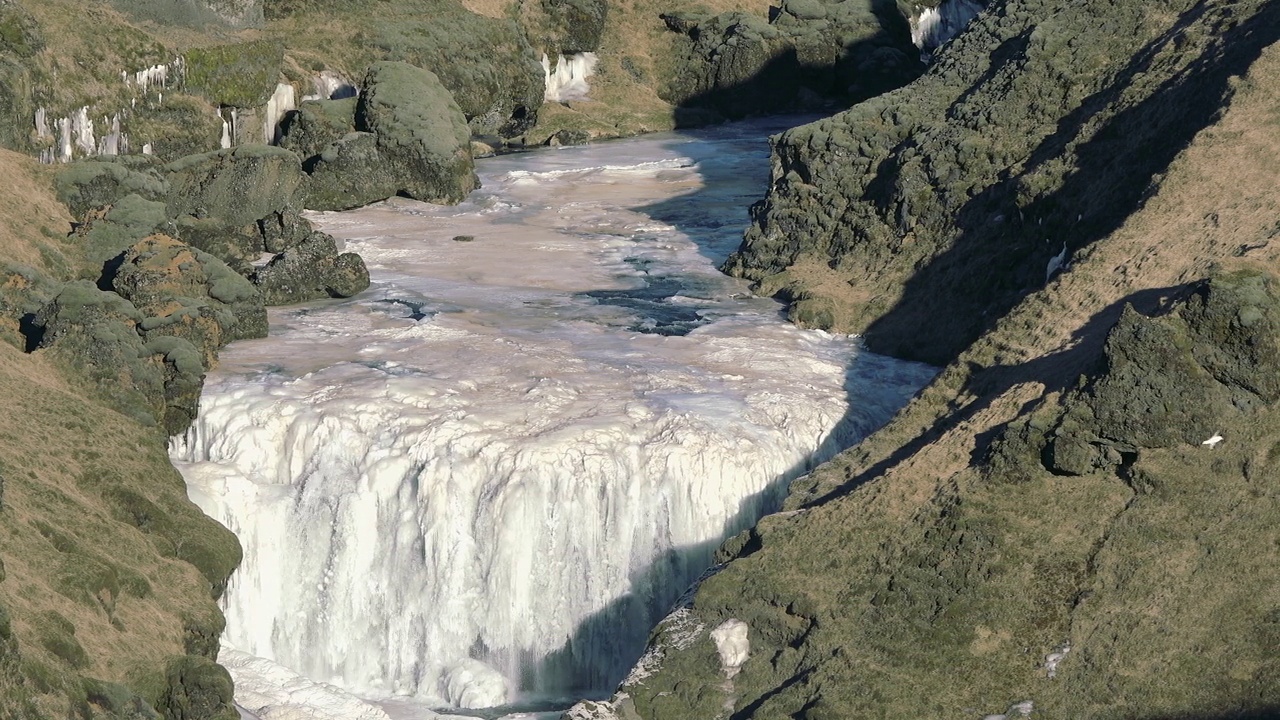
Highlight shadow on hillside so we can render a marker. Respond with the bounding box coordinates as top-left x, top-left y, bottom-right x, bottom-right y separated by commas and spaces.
667, 0, 922, 127
806, 282, 1194, 508
856, 0, 1280, 365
